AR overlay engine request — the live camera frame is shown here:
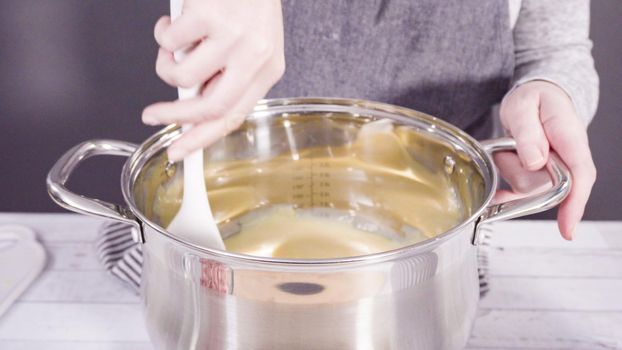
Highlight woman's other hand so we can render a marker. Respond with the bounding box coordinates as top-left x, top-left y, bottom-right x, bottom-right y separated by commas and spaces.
495, 81, 597, 240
